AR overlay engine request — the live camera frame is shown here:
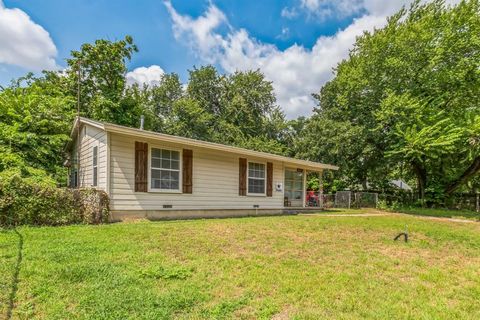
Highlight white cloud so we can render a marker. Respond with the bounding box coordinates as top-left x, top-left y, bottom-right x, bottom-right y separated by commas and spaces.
276, 27, 290, 40
299, 0, 461, 19
164, 0, 460, 118
126, 65, 165, 87
300, 0, 364, 20
0, 0, 57, 70
281, 7, 298, 19
164, 0, 227, 62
